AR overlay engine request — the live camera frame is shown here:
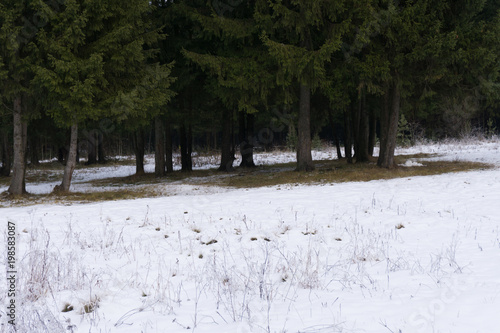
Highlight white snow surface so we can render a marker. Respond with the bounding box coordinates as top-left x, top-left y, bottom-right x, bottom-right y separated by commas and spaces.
1, 138, 500, 333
